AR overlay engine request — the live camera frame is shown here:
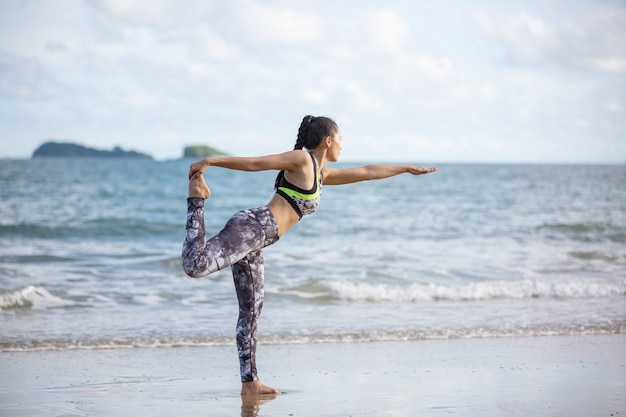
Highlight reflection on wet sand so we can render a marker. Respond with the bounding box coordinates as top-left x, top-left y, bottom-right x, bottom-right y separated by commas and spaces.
241, 394, 278, 417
